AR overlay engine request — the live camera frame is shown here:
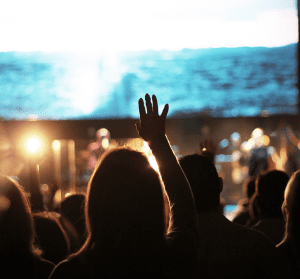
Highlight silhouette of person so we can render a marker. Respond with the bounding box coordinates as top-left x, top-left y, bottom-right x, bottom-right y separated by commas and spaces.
277, 170, 300, 278
50, 94, 198, 278
179, 154, 290, 278
0, 175, 54, 278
